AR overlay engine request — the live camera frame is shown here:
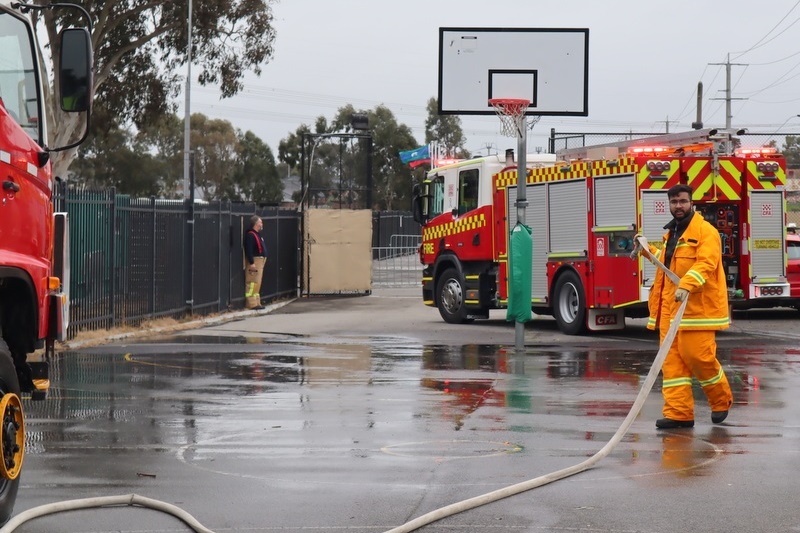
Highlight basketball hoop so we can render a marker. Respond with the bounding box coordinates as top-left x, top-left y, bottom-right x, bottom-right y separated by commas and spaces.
489, 98, 530, 137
